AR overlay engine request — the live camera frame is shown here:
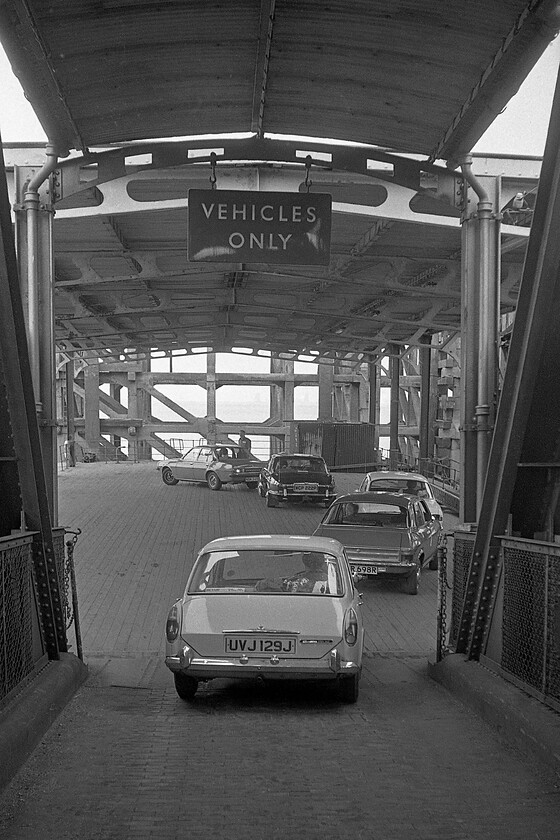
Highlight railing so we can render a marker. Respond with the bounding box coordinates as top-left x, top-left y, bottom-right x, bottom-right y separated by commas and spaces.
0, 528, 83, 707
495, 538, 560, 709
444, 531, 560, 712
156, 437, 271, 462
0, 533, 38, 704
